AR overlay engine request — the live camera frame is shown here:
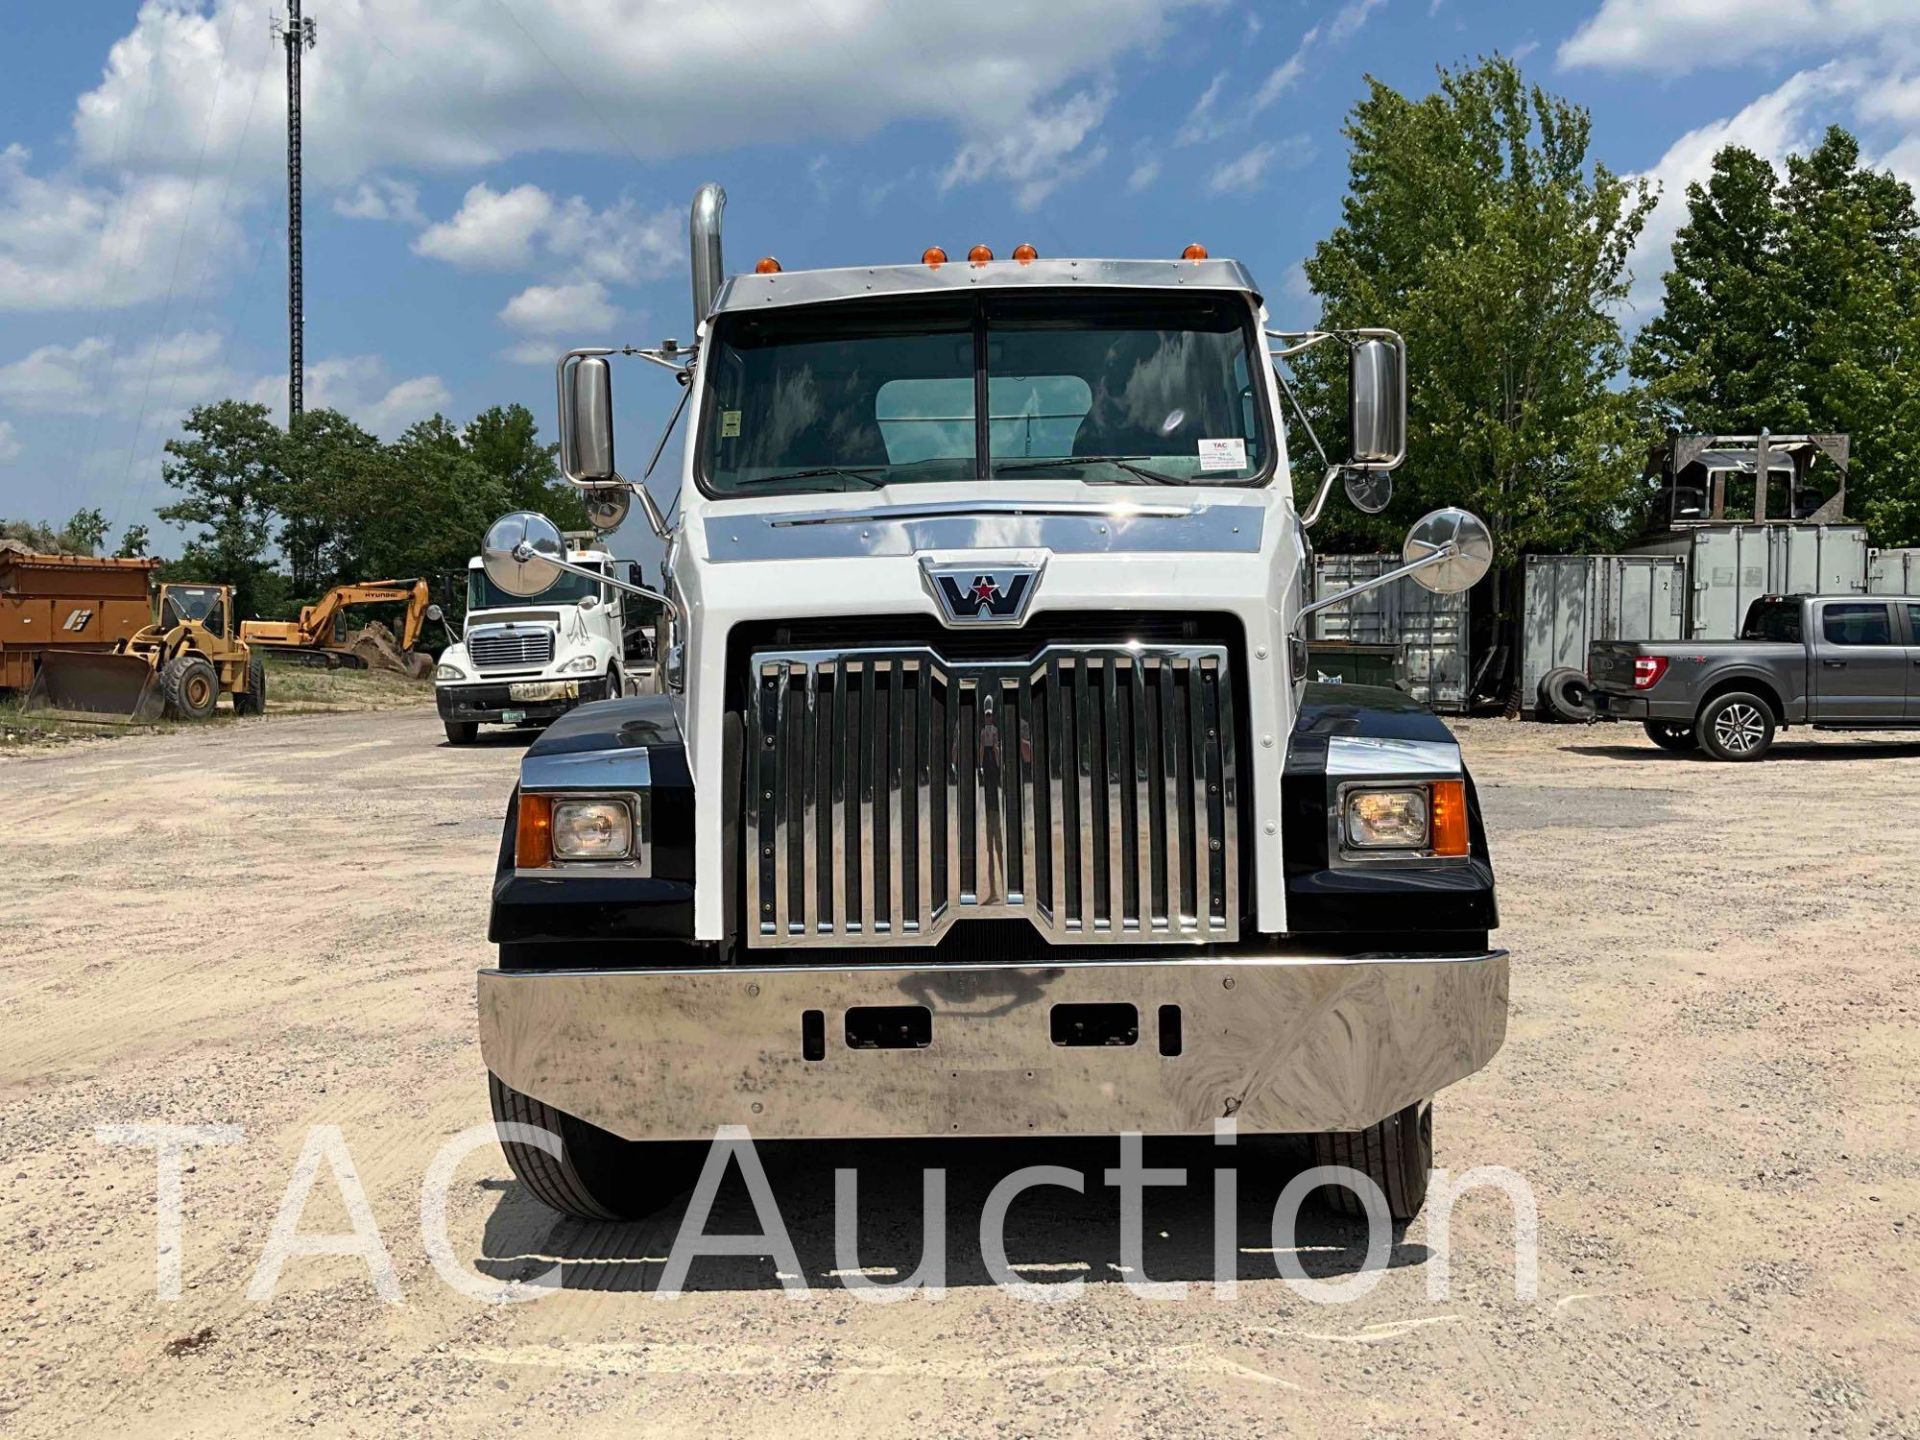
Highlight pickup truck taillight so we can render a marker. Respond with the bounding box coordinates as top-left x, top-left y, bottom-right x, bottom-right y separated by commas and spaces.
1633, 656, 1669, 689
